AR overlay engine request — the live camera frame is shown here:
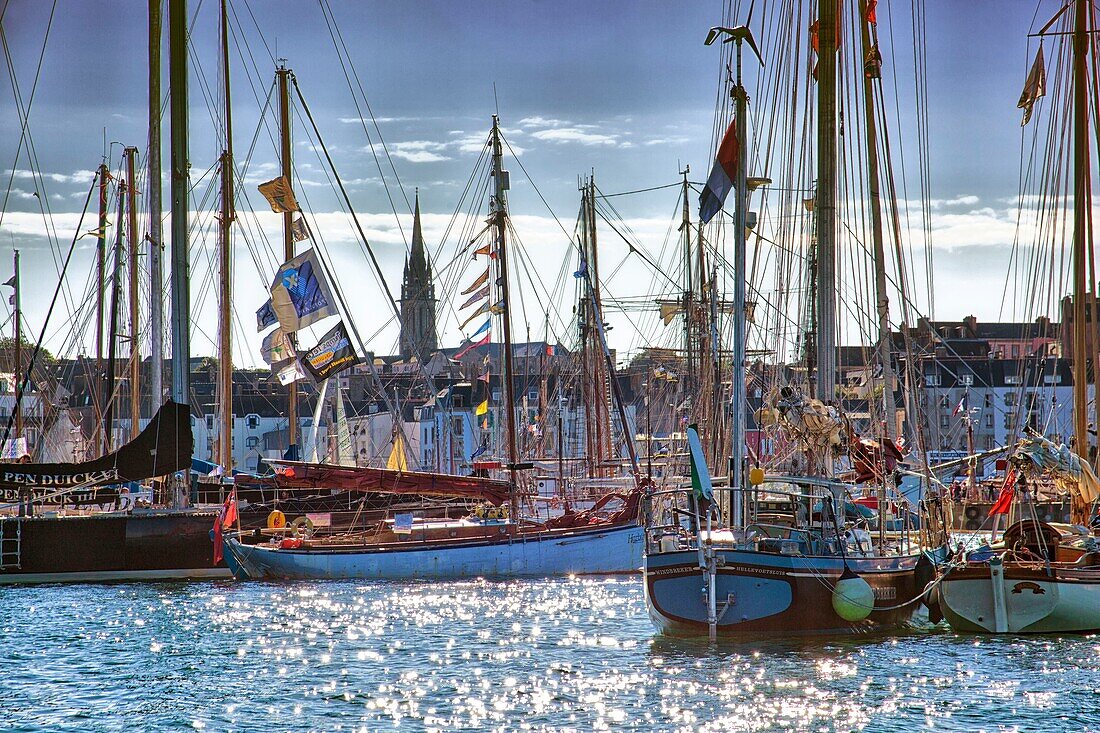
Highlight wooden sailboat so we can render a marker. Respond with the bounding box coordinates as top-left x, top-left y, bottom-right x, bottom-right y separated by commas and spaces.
643, 10, 943, 638
932, 0, 1100, 633
223, 116, 646, 580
